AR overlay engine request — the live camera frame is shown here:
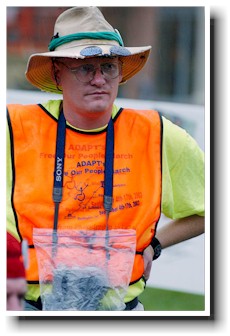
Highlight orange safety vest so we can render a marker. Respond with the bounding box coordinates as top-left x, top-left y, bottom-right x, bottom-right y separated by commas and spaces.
7, 103, 162, 285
